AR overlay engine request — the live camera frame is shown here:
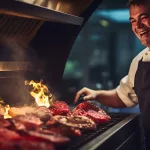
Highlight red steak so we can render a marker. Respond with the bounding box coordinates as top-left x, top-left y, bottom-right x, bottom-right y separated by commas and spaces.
75, 102, 101, 112
71, 109, 87, 116
0, 117, 12, 128
73, 102, 111, 124
0, 140, 55, 150
21, 130, 70, 144
12, 114, 43, 130
87, 110, 110, 124
49, 101, 70, 116
0, 128, 21, 141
